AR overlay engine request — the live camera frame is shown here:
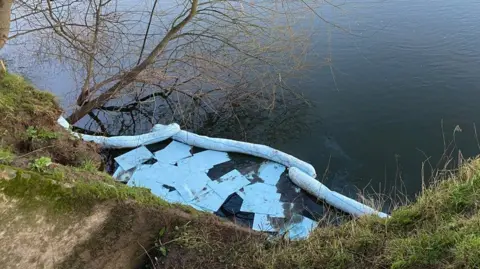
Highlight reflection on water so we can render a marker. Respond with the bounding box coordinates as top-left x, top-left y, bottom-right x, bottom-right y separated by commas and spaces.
5, 0, 480, 200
